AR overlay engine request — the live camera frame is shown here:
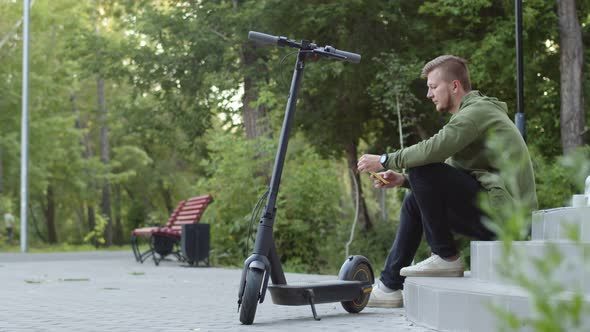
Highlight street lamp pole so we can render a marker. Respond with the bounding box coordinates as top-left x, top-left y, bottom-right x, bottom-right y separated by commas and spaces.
20, 0, 30, 253
515, 0, 526, 141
